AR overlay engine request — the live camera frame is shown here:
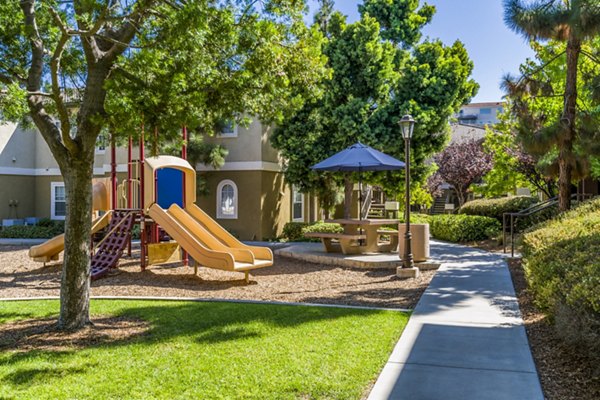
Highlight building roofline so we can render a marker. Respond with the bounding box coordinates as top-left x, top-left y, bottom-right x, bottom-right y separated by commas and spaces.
462, 102, 504, 107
